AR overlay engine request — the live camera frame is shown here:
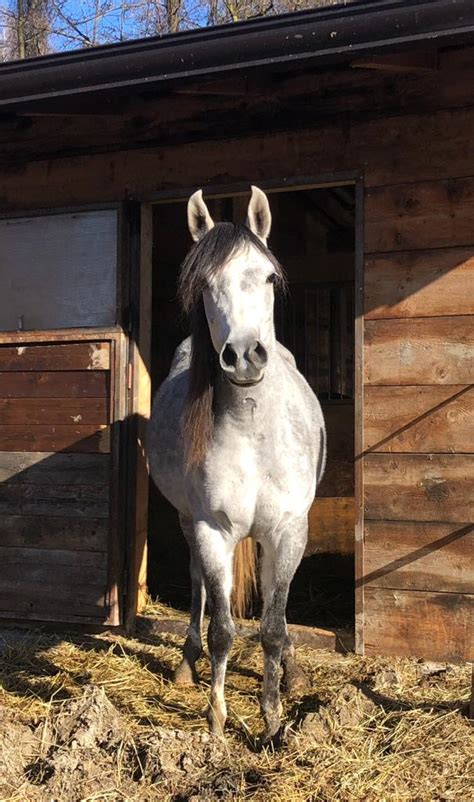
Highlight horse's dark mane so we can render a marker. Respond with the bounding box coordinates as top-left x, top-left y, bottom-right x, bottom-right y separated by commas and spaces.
178, 222, 284, 469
